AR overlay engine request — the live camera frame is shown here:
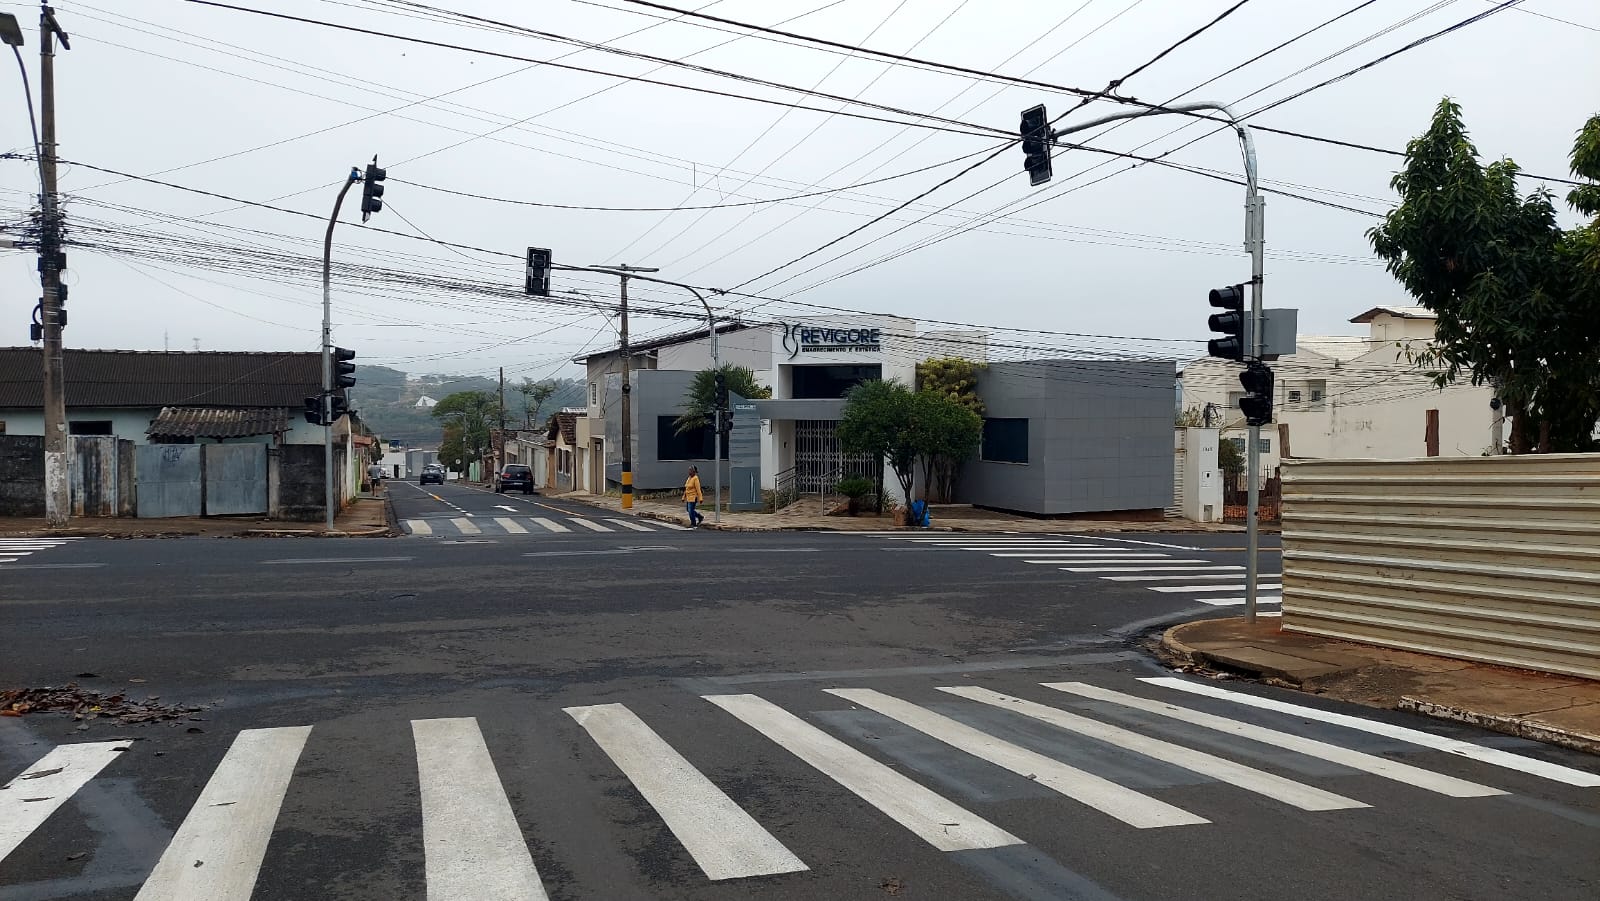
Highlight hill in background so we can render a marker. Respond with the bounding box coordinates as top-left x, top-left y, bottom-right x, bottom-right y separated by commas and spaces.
353, 366, 585, 445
